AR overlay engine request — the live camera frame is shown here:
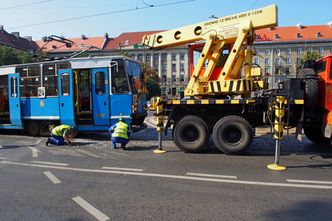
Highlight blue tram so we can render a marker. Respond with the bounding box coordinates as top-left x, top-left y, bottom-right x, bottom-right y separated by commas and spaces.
0, 56, 147, 135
